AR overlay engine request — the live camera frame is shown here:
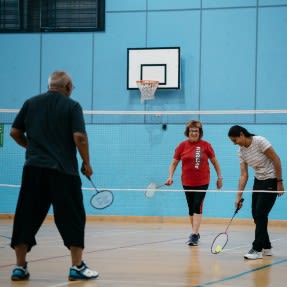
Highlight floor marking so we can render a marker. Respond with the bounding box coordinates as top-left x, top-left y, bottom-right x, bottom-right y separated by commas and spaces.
0, 236, 186, 268
194, 257, 287, 287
